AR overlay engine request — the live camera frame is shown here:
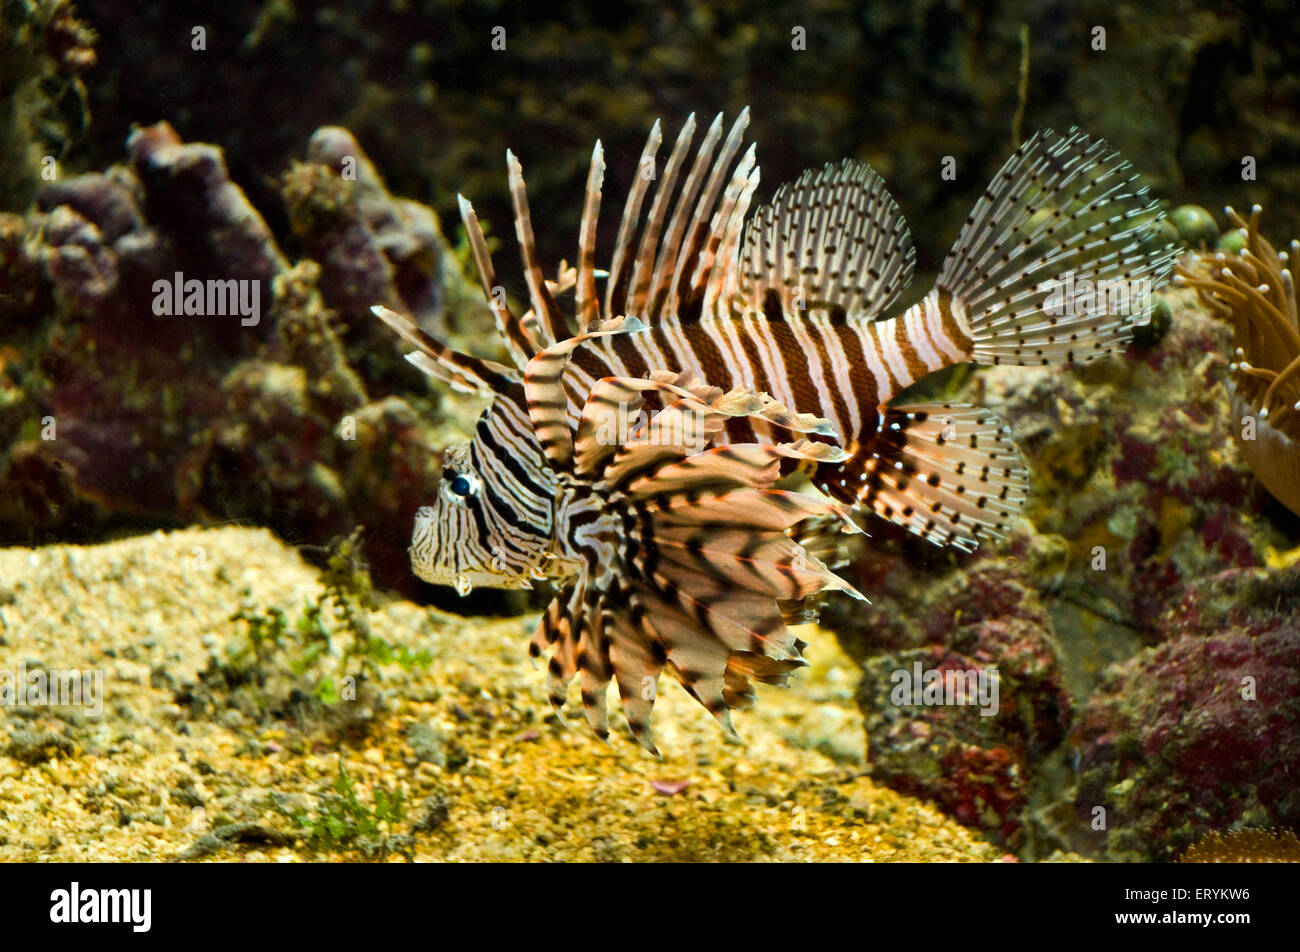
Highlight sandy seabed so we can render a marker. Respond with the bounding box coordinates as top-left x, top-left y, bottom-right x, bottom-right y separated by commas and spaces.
0, 526, 1009, 862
